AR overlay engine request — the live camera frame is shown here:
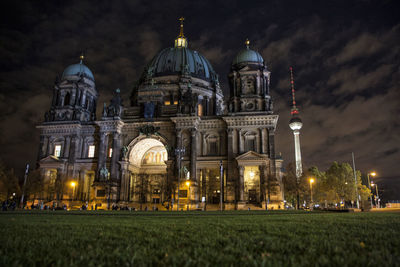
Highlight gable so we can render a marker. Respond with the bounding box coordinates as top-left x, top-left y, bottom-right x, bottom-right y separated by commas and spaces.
39, 155, 61, 163
235, 151, 267, 161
